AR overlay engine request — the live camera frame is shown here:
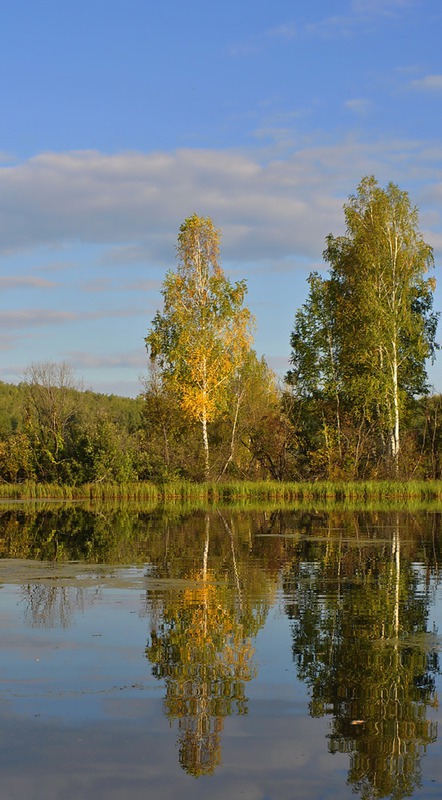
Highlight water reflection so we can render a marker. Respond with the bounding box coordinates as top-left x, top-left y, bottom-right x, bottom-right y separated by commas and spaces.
0, 503, 441, 795
20, 582, 94, 628
144, 512, 273, 776
284, 511, 440, 799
